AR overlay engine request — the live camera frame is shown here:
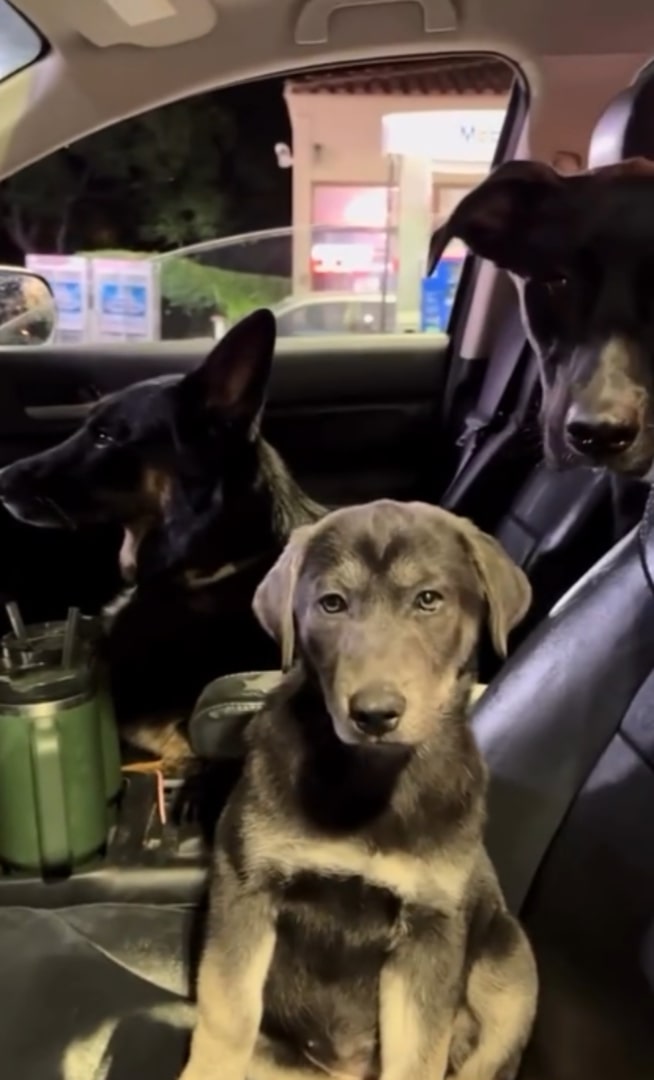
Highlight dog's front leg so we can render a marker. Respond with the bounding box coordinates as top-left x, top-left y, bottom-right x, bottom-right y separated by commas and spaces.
179, 853, 276, 1080
379, 933, 459, 1080
449, 911, 537, 1080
